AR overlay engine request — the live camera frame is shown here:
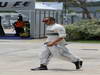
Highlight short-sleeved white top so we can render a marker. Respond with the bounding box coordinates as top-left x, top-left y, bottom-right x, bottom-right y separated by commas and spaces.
46, 23, 66, 43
